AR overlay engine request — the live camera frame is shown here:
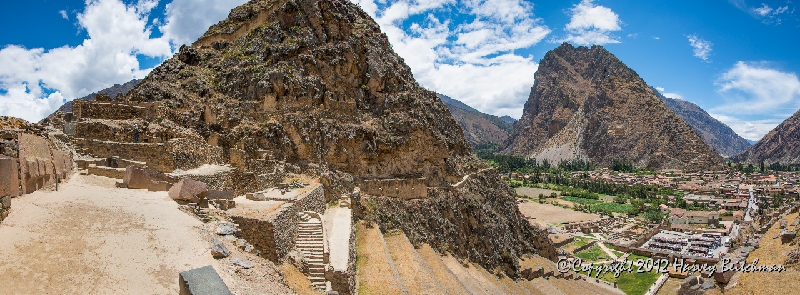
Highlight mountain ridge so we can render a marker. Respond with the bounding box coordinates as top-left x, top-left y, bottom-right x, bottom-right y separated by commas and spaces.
437, 93, 513, 147
502, 43, 725, 170
652, 87, 751, 157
